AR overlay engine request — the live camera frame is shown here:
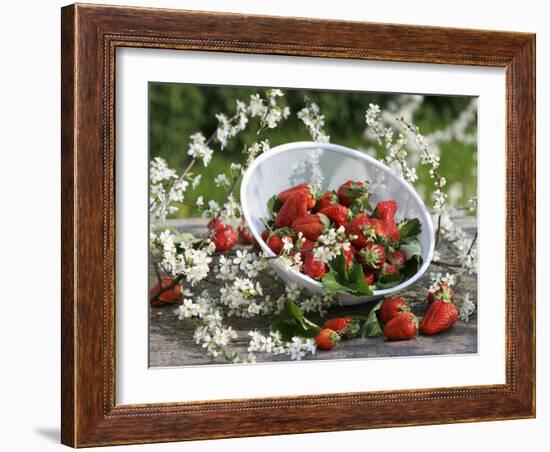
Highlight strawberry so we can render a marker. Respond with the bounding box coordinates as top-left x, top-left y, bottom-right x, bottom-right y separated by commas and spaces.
320, 204, 349, 227
389, 249, 406, 268
323, 317, 351, 334
291, 214, 328, 241
428, 283, 455, 304
302, 251, 328, 279
315, 328, 340, 350
337, 180, 369, 207
360, 242, 386, 270
150, 278, 182, 307
346, 213, 374, 248
207, 218, 225, 232
420, 299, 459, 335
300, 239, 316, 252
381, 262, 400, 277
274, 191, 310, 228
371, 218, 400, 244
316, 191, 339, 211
342, 246, 355, 270
374, 200, 398, 222
364, 268, 376, 285
277, 183, 316, 209
211, 224, 238, 252
384, 312, 418, 341
238, 221, 254, 244
266, 233, 293, 255
379, 298, 409, 324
